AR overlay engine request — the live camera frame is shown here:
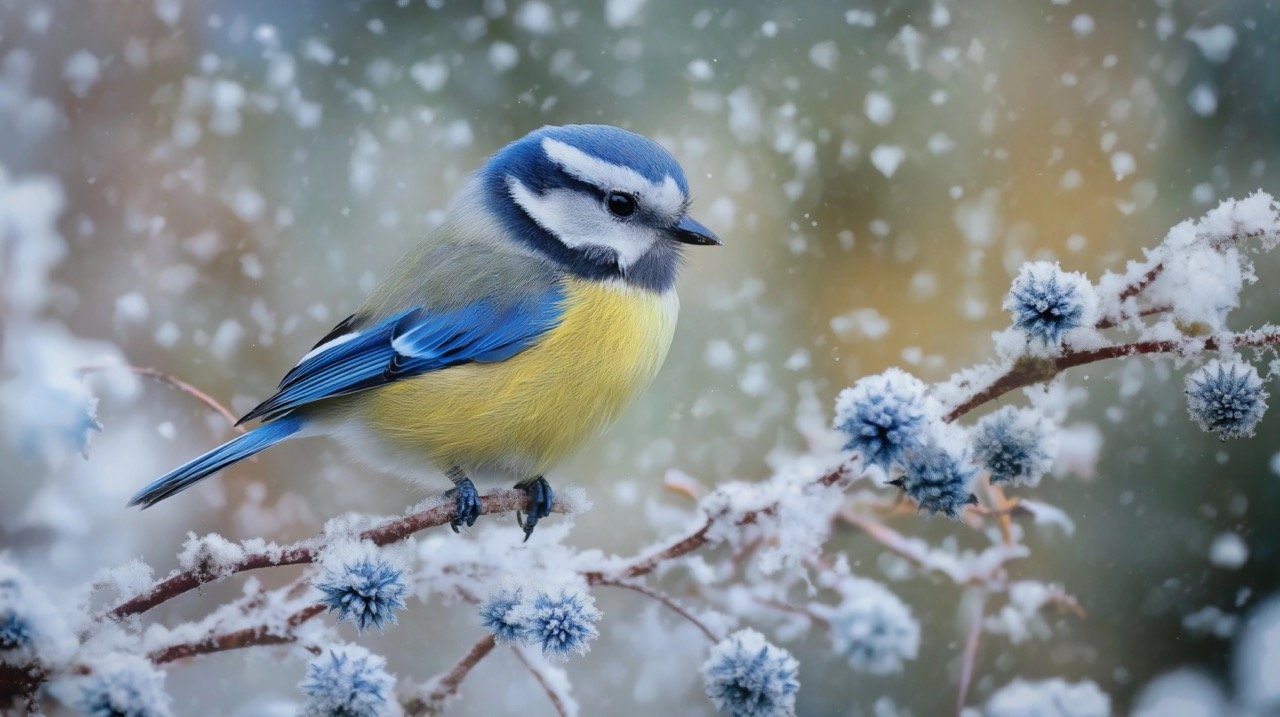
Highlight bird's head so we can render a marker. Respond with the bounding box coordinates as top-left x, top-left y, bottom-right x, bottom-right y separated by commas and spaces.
480, 124, 720, 291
